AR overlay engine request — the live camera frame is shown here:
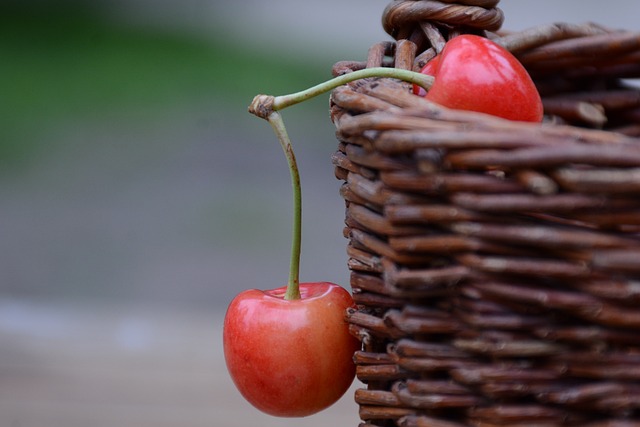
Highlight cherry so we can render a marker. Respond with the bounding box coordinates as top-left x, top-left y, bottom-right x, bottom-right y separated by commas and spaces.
223, 282, 359, 417
414, 34, 543, 122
